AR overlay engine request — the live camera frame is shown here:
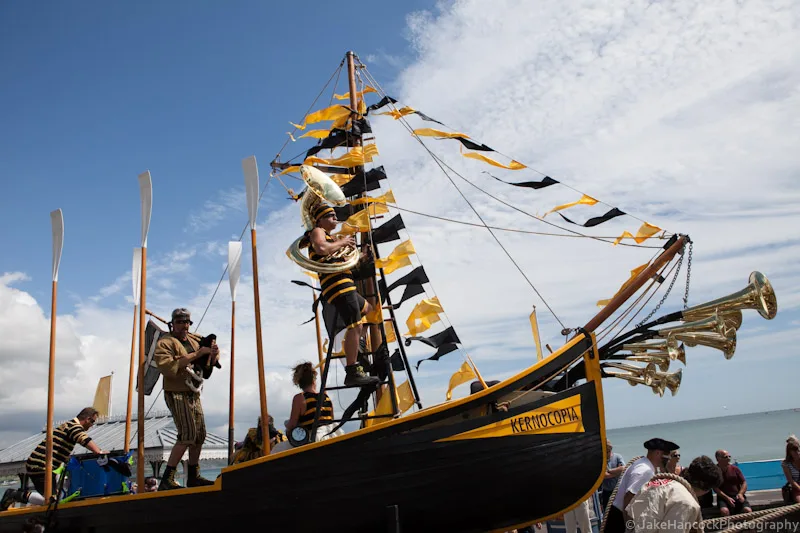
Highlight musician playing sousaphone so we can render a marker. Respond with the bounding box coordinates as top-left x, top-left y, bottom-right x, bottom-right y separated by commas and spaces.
299, 202, 380, 388
153, 308, 219, 490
